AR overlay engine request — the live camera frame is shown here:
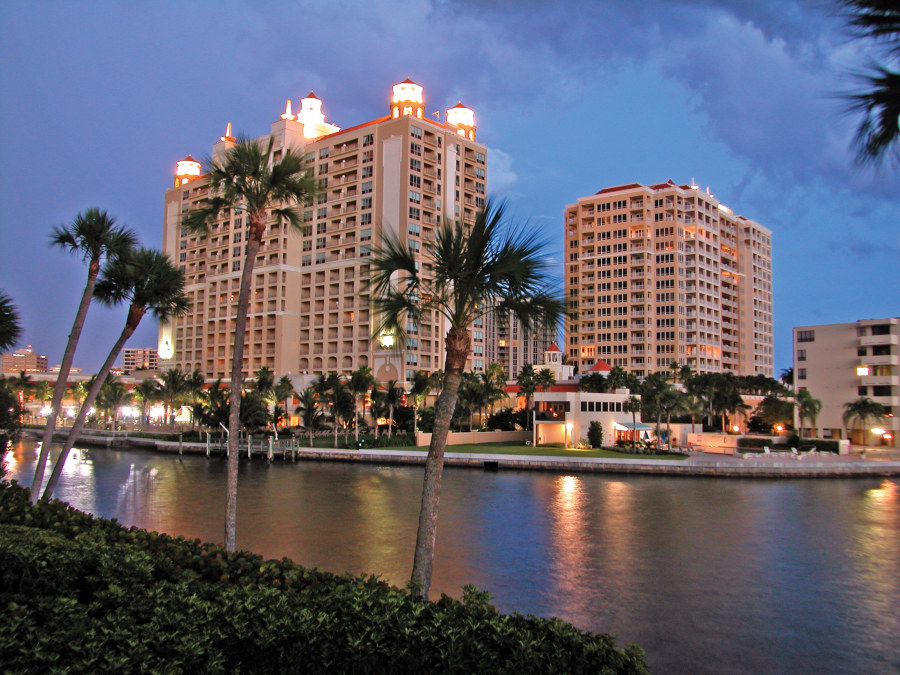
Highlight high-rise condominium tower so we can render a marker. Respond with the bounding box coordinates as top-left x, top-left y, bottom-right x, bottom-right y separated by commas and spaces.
160, 80, 488, 384
564, 181, 773, 377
